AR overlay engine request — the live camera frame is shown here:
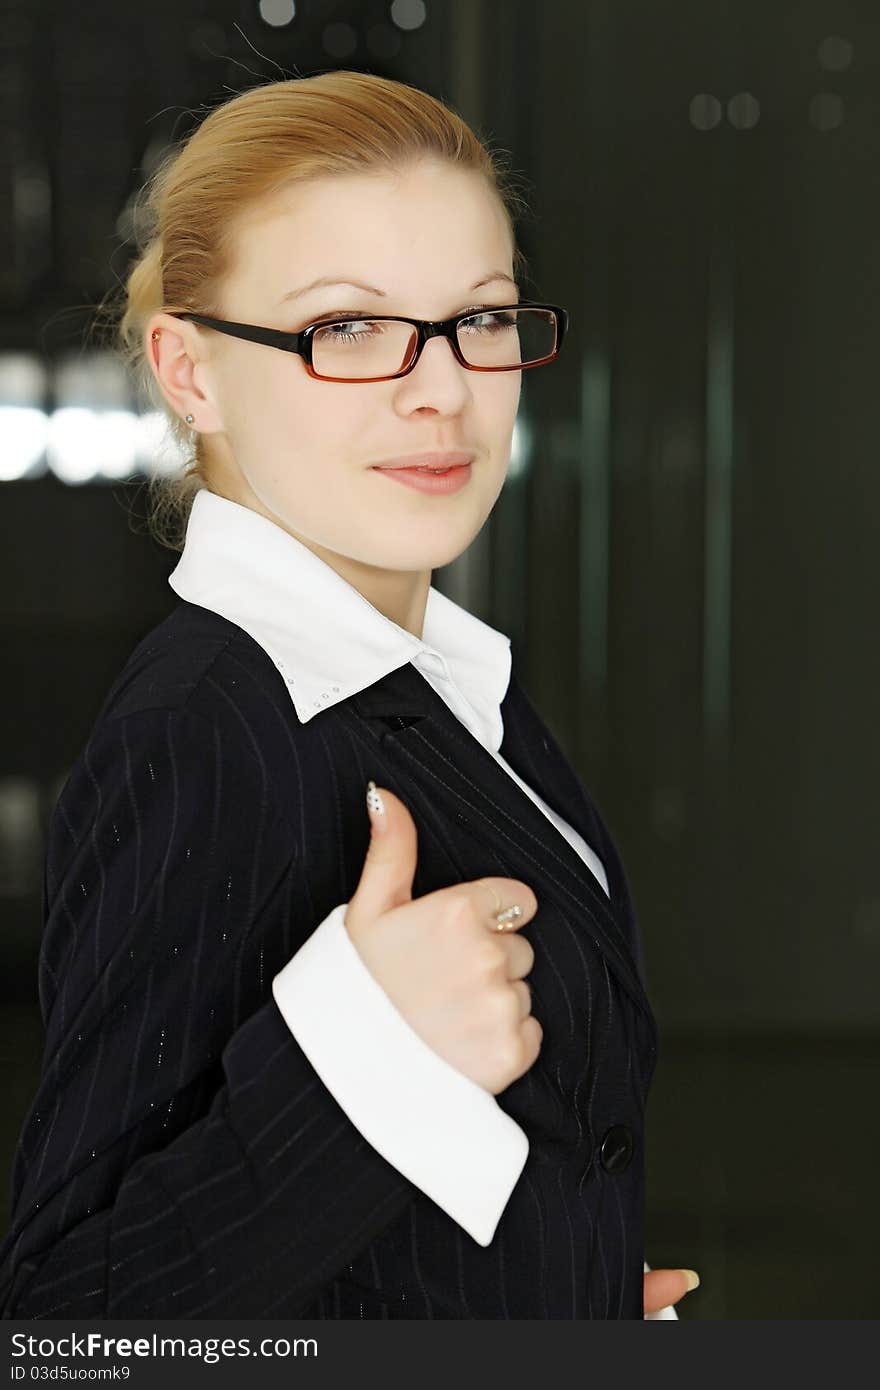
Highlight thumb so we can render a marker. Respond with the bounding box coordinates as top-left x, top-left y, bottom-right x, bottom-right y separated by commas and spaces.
346, 782, 419, 929
643, 1268, 700, 1314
